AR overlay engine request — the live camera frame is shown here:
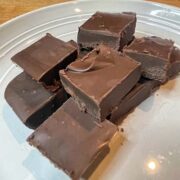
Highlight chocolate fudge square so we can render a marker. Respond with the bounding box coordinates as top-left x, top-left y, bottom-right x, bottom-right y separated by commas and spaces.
12, 33, 77, 86
109, 46, 180, 123
78, 12, 136, 51
108, 78, 160, 123
124, 36, 174, 82
60, 45, 141, 121
168, 47, 180, 77
5, 72, 68, 129
28, 98, 117, 180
